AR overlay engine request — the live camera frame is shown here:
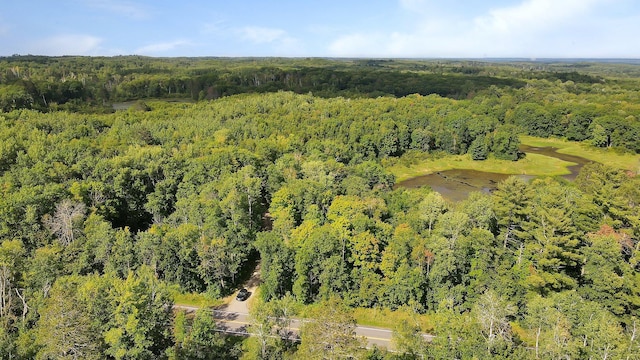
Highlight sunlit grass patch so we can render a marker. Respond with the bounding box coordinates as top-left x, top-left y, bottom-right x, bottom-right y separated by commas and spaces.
296, 303, 434, 333
388, 153, 575, 183
172, 290, 223, 308
353, 307, 435, 333
520, 135, 640, 172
